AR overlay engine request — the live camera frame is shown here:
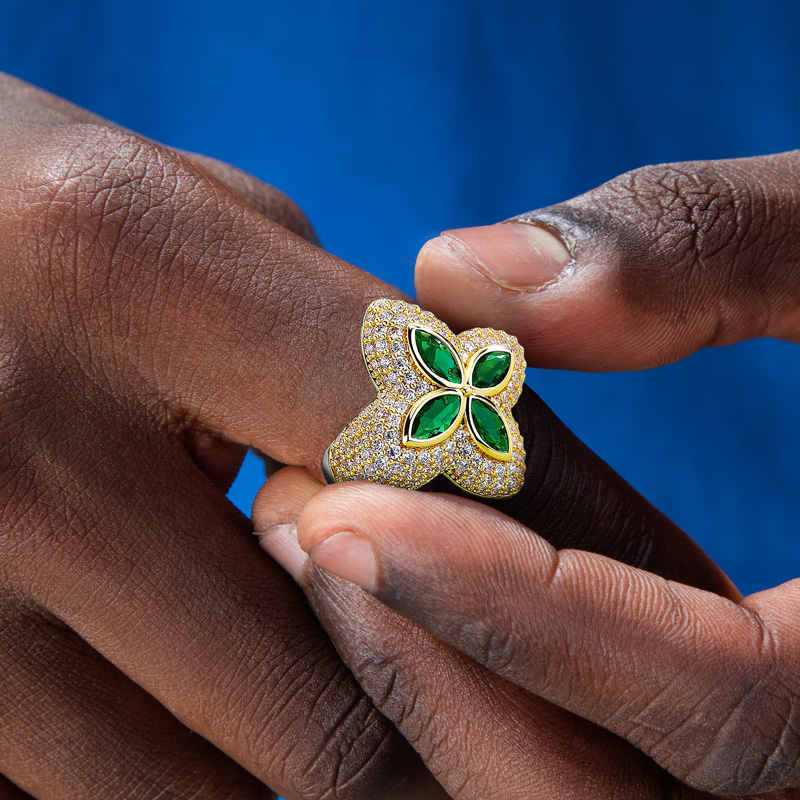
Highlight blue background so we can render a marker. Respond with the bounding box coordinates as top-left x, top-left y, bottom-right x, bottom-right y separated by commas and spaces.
3, 0, 798, 596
